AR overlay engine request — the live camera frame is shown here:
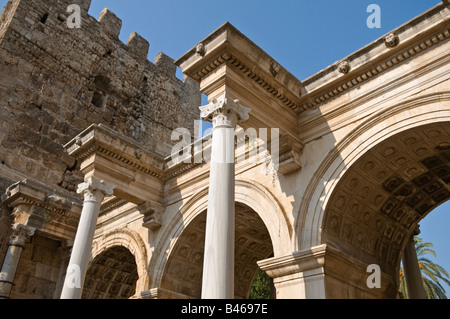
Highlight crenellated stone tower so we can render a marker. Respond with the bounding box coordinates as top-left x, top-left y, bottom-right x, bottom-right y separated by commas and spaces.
0, 0, 200, 299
